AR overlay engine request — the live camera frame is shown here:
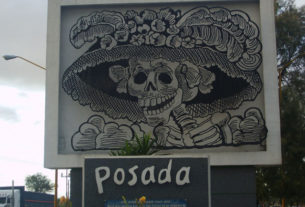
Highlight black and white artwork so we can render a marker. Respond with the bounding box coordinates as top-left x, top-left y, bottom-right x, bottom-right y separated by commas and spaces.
60, 5, 267, 152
